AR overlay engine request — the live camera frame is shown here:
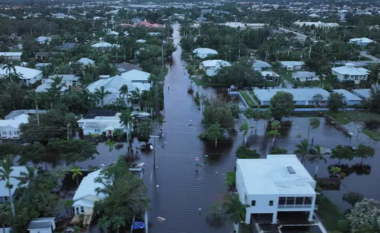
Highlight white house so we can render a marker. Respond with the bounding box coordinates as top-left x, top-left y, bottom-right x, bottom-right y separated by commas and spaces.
0, 114, 29, 139
36, 75, 79, 93
280, 61, 305, 70
0, 52, 22, 61
333, 89, 363, 105
0, 166, 28, 202
349, 37, 374, 46
252, 60, 271, 71
332, 63, 370, 84
0, 66, 43, 86
293, 21, 339, 28
77, 112, 126, 136
254, 88, 330, 106
77, 58, 95, 66
193, 48, 218, 59
72, 169, 105, 216
236, 155, 316, 225
91, 42, 118, 49
292, 71, 319, 82
261, 71, 280, 82
353, 89, 371, 100
200, 60, 231, 76
36, 36, 53, 44
87, 69, 151, 106
28, 218, 56, 233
